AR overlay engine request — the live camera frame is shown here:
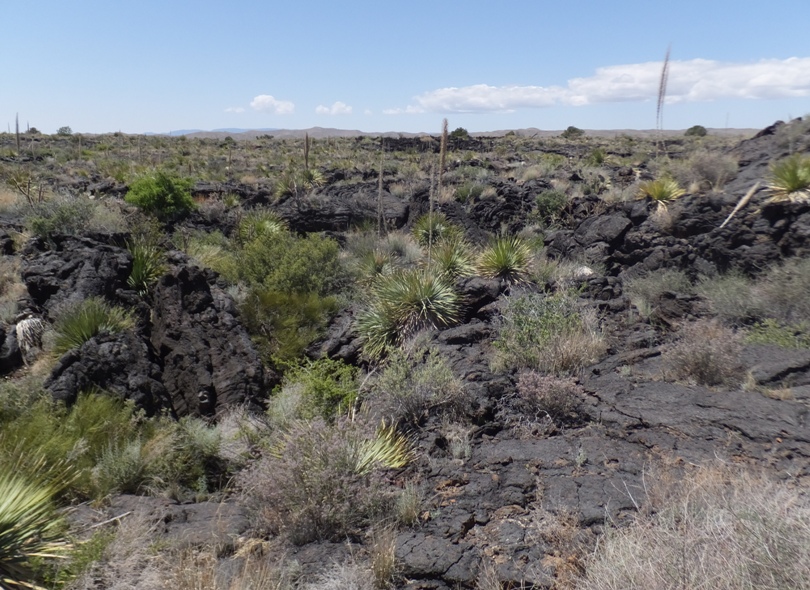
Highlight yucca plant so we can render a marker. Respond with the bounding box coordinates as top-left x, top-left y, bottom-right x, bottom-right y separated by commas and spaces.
636, 177, 685, 206
767, 154, 810, 203
411, 212, 463, 248
354, 421, 413, 475
236, 209, 287, 244
429, 237, 475, 280
356, 269, 460, 358
127, 239, 165, 297
53, 298, 134, 355
354, 248, 395, 283
476, 235, 532, 283
0, 468, 70, 590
